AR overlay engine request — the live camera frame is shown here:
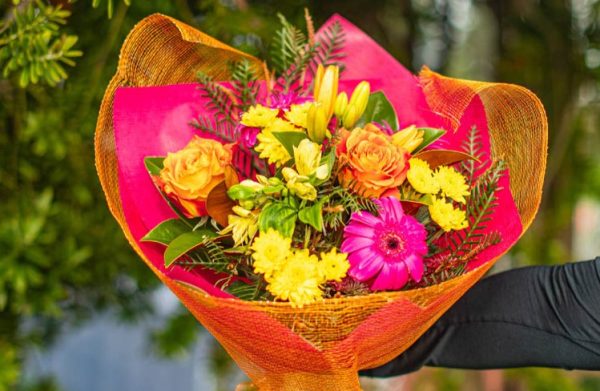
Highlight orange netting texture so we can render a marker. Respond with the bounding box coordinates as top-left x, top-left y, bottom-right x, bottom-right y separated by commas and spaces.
95, 14, 547, 391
